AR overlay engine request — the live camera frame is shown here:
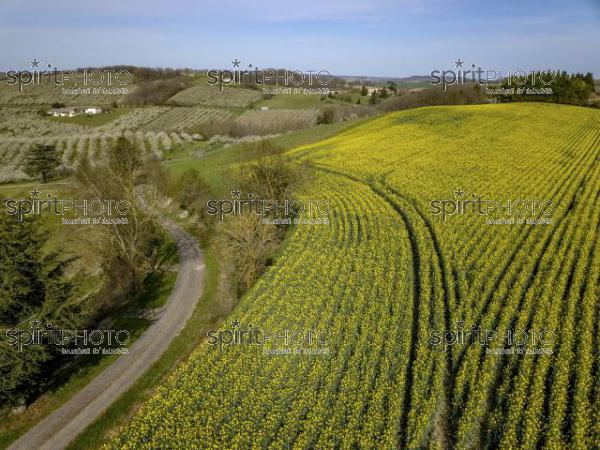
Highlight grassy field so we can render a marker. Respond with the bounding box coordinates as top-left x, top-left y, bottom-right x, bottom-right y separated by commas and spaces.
109, 102, 600, 449
166, 116, 374, 194
254, 91, 371, 109
254, 93, 328, 109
